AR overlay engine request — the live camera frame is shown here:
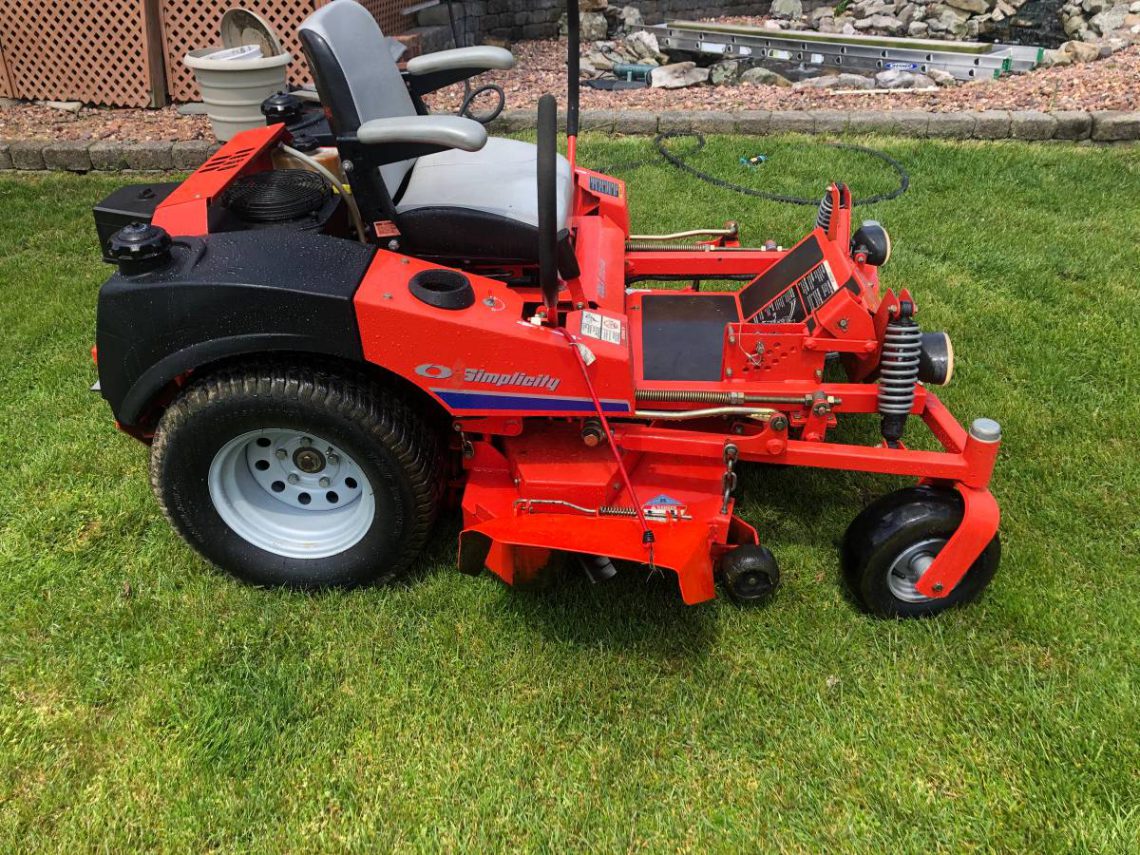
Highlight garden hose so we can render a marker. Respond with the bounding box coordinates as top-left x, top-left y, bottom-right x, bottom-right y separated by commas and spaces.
446, 1, 507, 125
598, 132, 911, 207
